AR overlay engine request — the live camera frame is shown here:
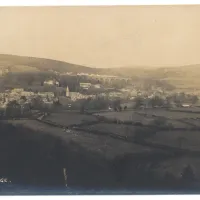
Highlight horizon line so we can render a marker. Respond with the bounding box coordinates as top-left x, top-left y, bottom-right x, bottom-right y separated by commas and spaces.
0, 53, 200, 69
